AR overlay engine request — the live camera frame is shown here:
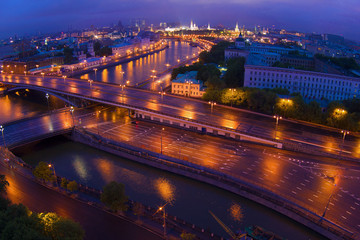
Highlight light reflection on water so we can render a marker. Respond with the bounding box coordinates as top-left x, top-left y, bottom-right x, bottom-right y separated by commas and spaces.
18, 139, 326, 240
